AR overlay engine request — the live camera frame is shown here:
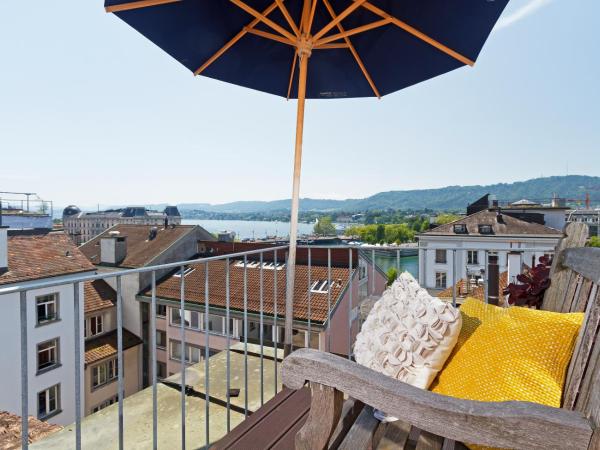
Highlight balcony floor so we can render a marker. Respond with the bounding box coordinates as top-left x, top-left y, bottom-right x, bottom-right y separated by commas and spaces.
34, 343, 283, 449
